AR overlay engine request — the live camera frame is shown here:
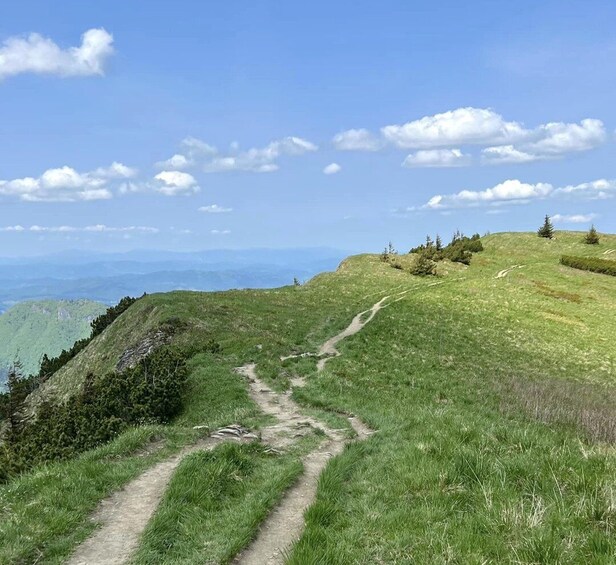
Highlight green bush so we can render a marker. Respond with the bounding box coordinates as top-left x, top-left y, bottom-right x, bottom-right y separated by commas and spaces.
410, 251, 437, 276
0, 346, 188, 481
560, 255, 616, 276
